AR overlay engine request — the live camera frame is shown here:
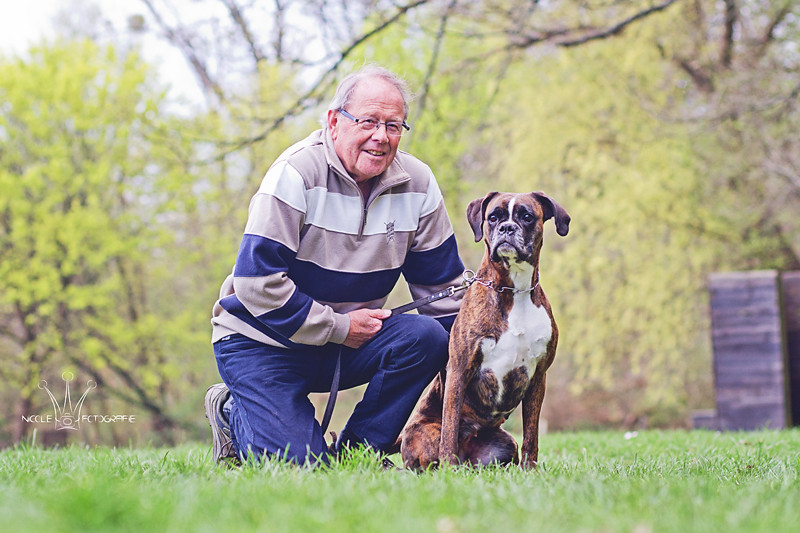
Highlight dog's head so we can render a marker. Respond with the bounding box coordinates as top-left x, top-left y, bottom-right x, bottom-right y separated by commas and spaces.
466, 192, 570, 265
